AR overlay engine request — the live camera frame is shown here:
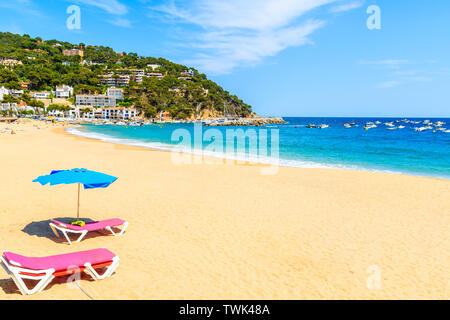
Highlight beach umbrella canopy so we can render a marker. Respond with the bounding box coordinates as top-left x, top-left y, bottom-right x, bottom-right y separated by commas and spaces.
33, 168, 118, 220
